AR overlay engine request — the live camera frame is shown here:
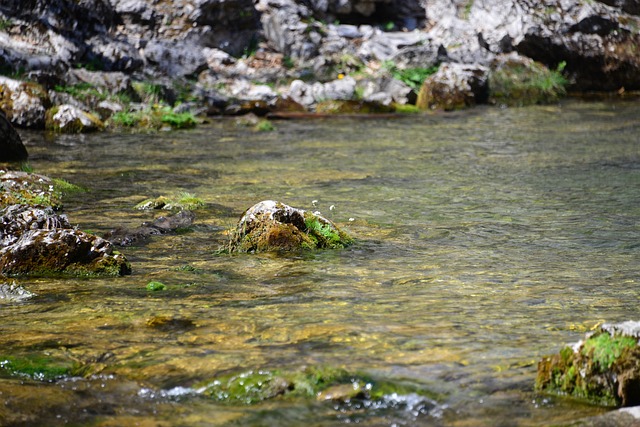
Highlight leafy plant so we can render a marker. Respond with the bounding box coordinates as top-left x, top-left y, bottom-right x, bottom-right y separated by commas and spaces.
383, 61, 439, 92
